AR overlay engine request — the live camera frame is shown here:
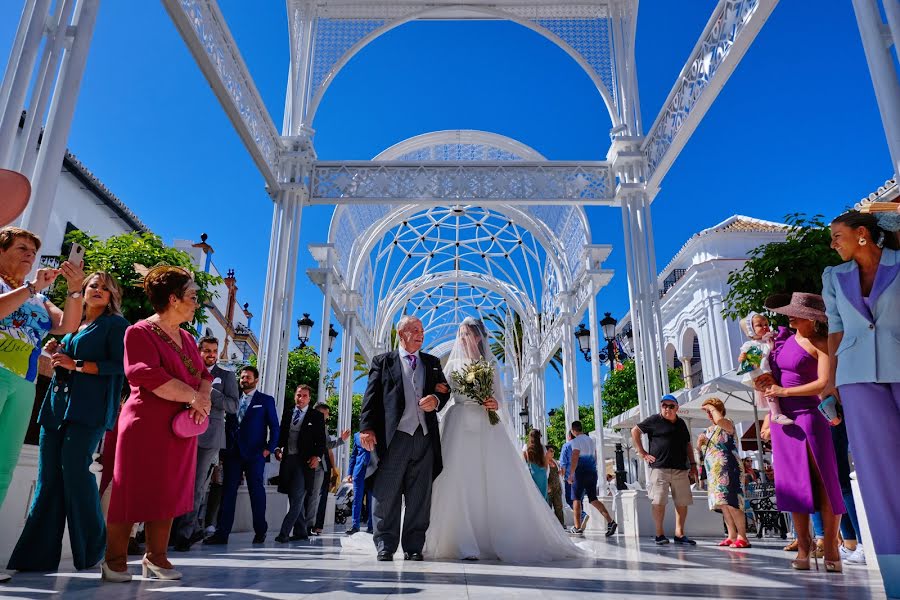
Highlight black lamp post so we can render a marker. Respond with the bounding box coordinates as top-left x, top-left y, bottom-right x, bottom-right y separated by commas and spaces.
327, 323, 339, 353
574, 313, 619, 373
297, 313, 314, 348
519, 404, 530, 433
